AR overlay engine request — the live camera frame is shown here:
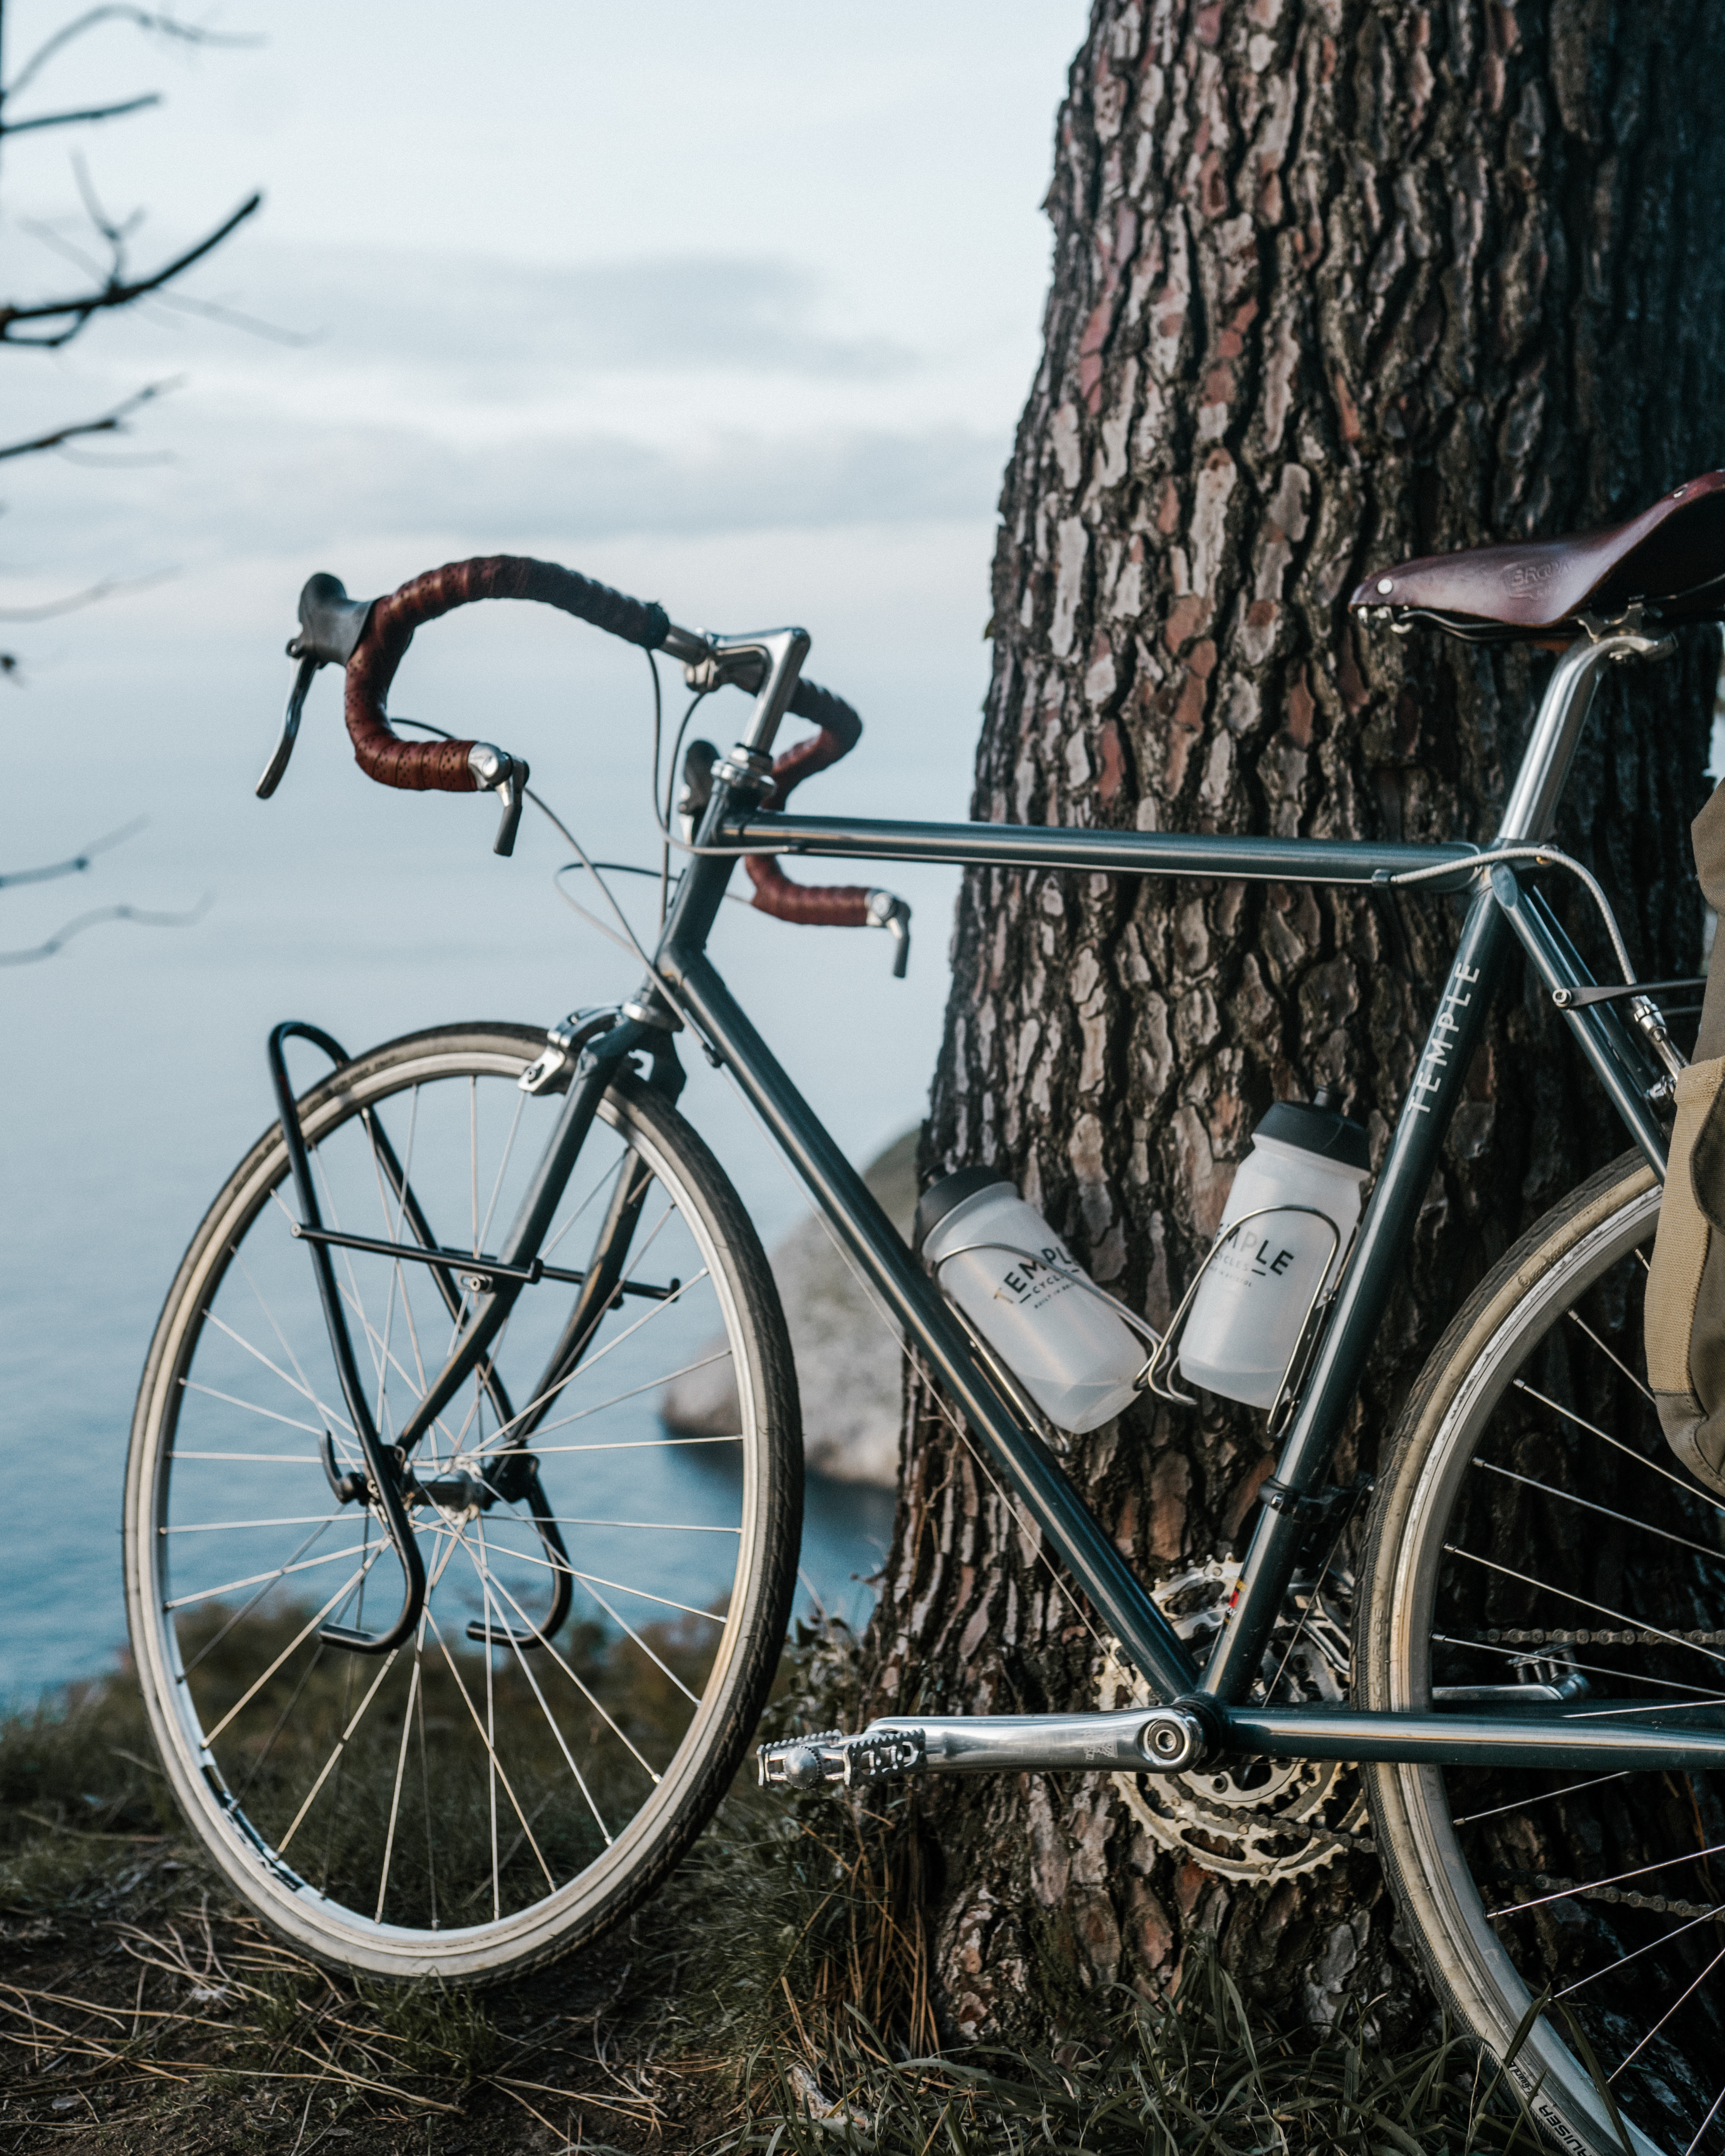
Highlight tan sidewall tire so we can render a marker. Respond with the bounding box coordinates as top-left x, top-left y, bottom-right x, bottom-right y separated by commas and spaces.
1359, 1153, 1665, 2156
123, 1025, 801, 1983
